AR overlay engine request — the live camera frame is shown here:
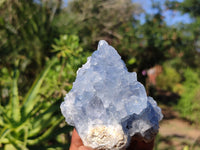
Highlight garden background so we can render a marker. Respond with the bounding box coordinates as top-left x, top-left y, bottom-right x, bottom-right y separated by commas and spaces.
0, 0, 200, 149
